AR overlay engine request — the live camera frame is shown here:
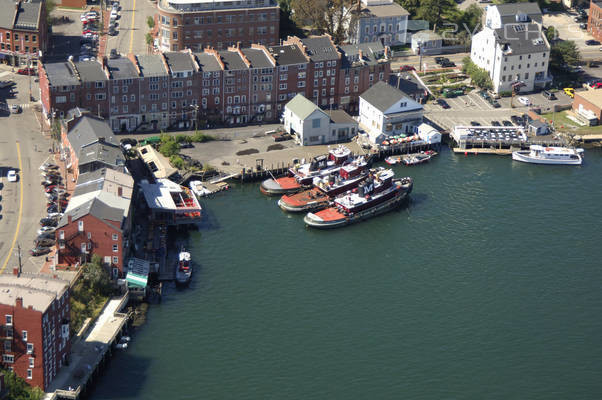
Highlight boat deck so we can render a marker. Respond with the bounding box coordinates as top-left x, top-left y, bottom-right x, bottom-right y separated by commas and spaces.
314, 207, 346, 221
281, 188, 327, 206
